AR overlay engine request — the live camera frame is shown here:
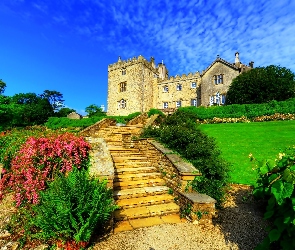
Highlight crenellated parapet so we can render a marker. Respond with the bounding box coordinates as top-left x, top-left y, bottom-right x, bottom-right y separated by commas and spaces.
108, 55, 158, 73
158, 71, 201, 83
